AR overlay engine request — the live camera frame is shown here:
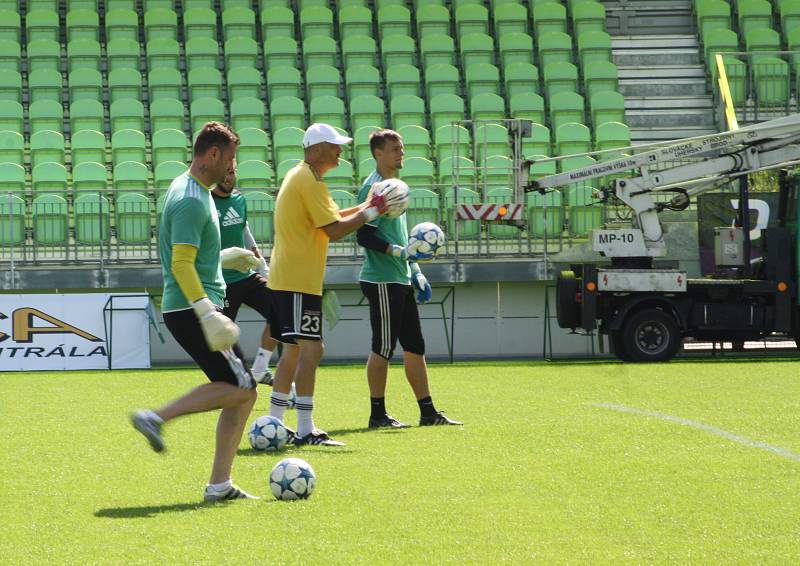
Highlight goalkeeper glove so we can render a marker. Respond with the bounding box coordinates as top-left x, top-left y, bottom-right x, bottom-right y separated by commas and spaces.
255, 256, 269, 280
220, 247, 259, 272
390, 243, 435, 262
192, 298, 240, 352
363, 192, 388, 221
411, 270, 432, 304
